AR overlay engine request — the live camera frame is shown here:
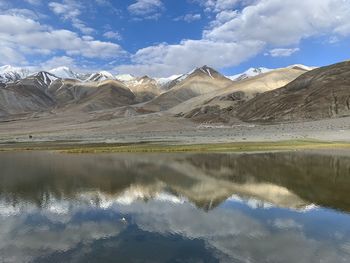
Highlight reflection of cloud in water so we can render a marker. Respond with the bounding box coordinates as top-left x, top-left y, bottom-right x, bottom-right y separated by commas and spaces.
0, 195, 349, 262
1, 151, 350, 262
0, 210, 126, 262
117, 200, 350, 263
